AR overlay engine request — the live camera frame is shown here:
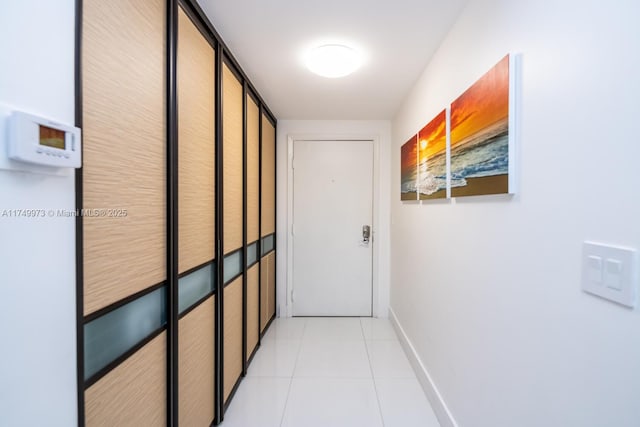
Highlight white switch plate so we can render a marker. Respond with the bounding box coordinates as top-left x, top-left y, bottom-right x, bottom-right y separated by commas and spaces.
587, 255, 603, 283
582, 242, 638, 308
